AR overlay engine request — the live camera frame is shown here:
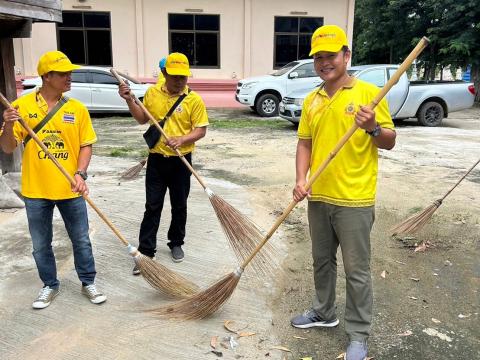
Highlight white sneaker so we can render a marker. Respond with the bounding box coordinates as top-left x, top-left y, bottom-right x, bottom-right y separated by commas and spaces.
32, 286, 59, 309
82, 284, 107, 304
